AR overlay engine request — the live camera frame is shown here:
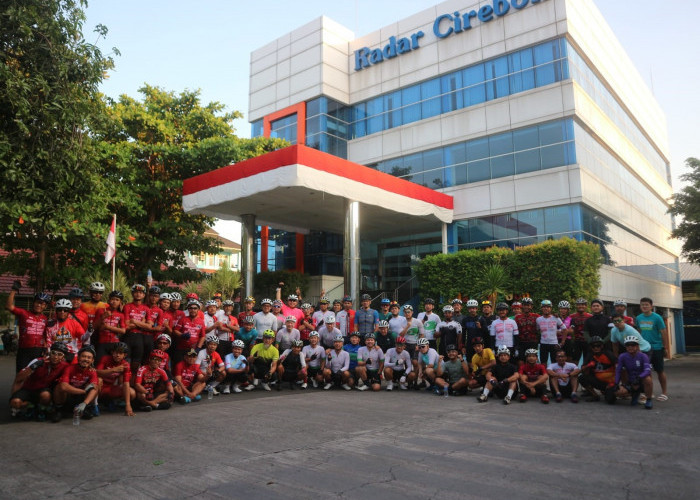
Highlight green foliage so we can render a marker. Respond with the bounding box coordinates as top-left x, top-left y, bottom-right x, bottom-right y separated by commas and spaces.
418, 238, 601, 310
83, 269, 133, 303
254, 271, 310, 301
0, 0, 115, 291
181, 265, 242, 302
669, 157, 700, 263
